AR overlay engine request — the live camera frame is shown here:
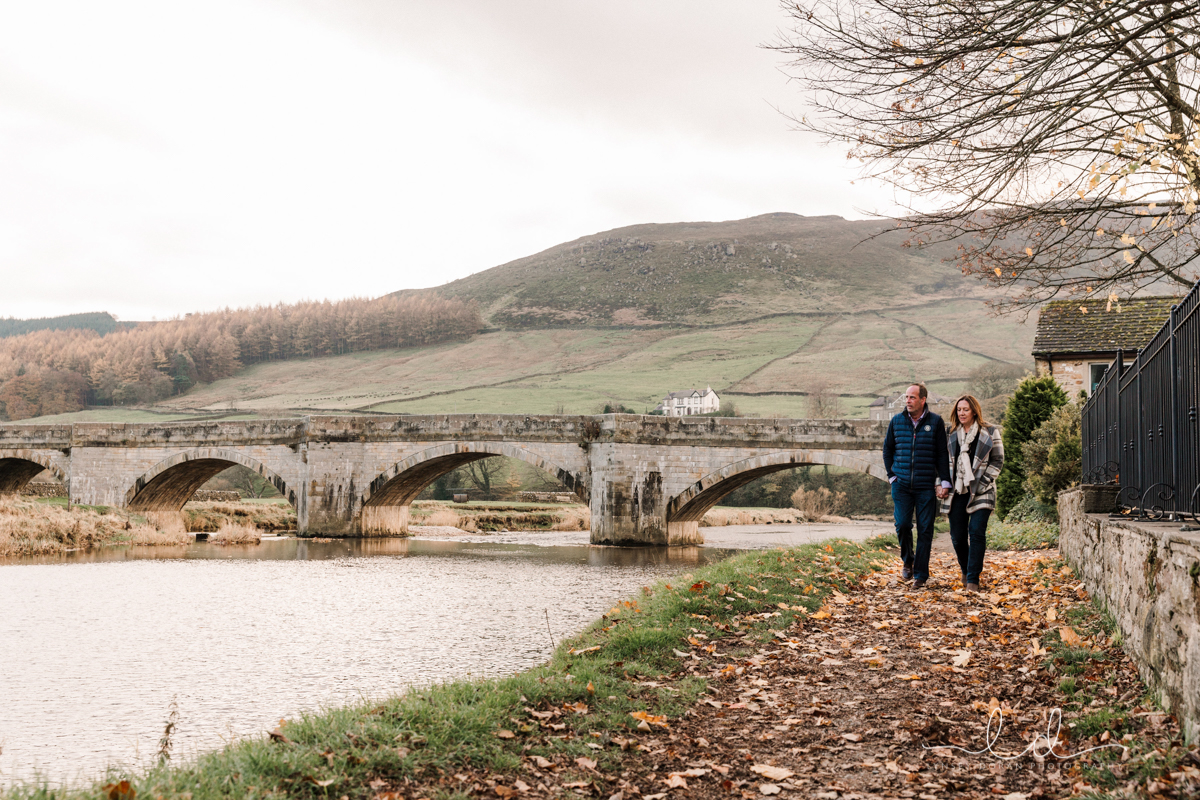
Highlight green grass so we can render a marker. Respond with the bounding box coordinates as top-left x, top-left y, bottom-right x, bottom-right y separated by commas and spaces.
14, 408, 203, 424
33, 497, 113, 514
1, 538, 892, 799
1034, 591, 1196, 797
988, 519, 1060, 550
